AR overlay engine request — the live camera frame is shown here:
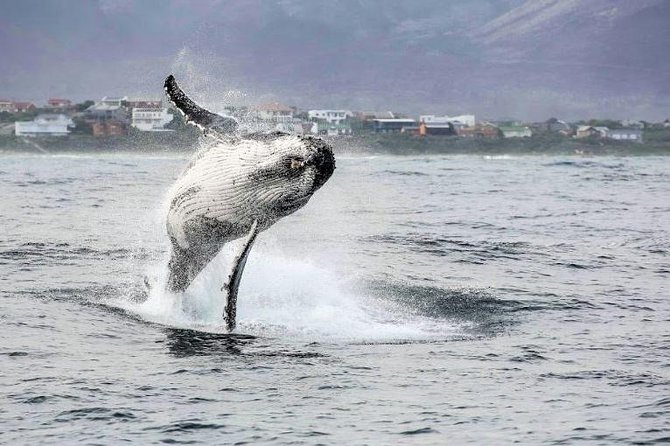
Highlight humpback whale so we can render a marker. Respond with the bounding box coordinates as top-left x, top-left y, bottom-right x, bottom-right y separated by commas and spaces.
163, 75, 335, 331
